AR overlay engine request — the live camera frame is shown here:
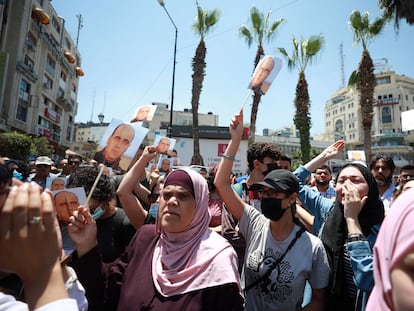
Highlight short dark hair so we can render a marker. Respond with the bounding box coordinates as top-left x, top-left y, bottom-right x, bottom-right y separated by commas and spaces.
280, 155, 292, 165
66, 165, 114, 202
247, 142, 281, 171
369, 155, 395, 173
315, 164, 331, 174
400, 165, 414, 174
